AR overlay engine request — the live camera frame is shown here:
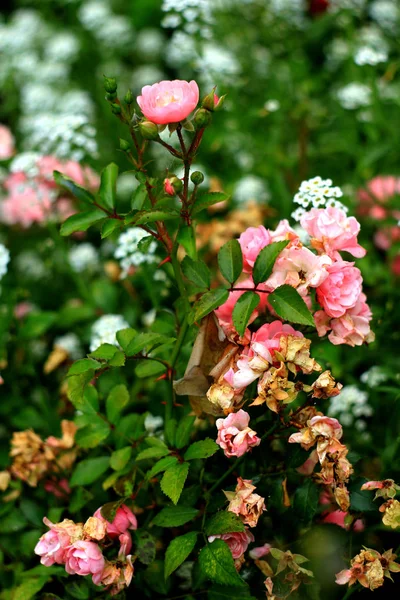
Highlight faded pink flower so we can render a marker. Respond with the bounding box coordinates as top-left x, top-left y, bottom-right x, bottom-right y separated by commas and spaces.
224, 478, 266, 527
267, 245, 331, 296
44, 478, 71, 499
65, 540, 105, 584
216, 410, 260, 458
316, 261, 363, 318
137, 80, 199, 125
0, 125, 15, 160
289, 415, 344, 463
215, 277, 269, 337
249, 543, 271, 559
1, 176, 53, 227
100, 556, 134, 596
34, 517, 83, 567
300, 207, 366, 259
328, 293, 374, 347
14, 302, 35, 320
93, 505, 137, 537
269, 219, 299, 243
238, 226, 272, 273
208, 529, 255, 559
